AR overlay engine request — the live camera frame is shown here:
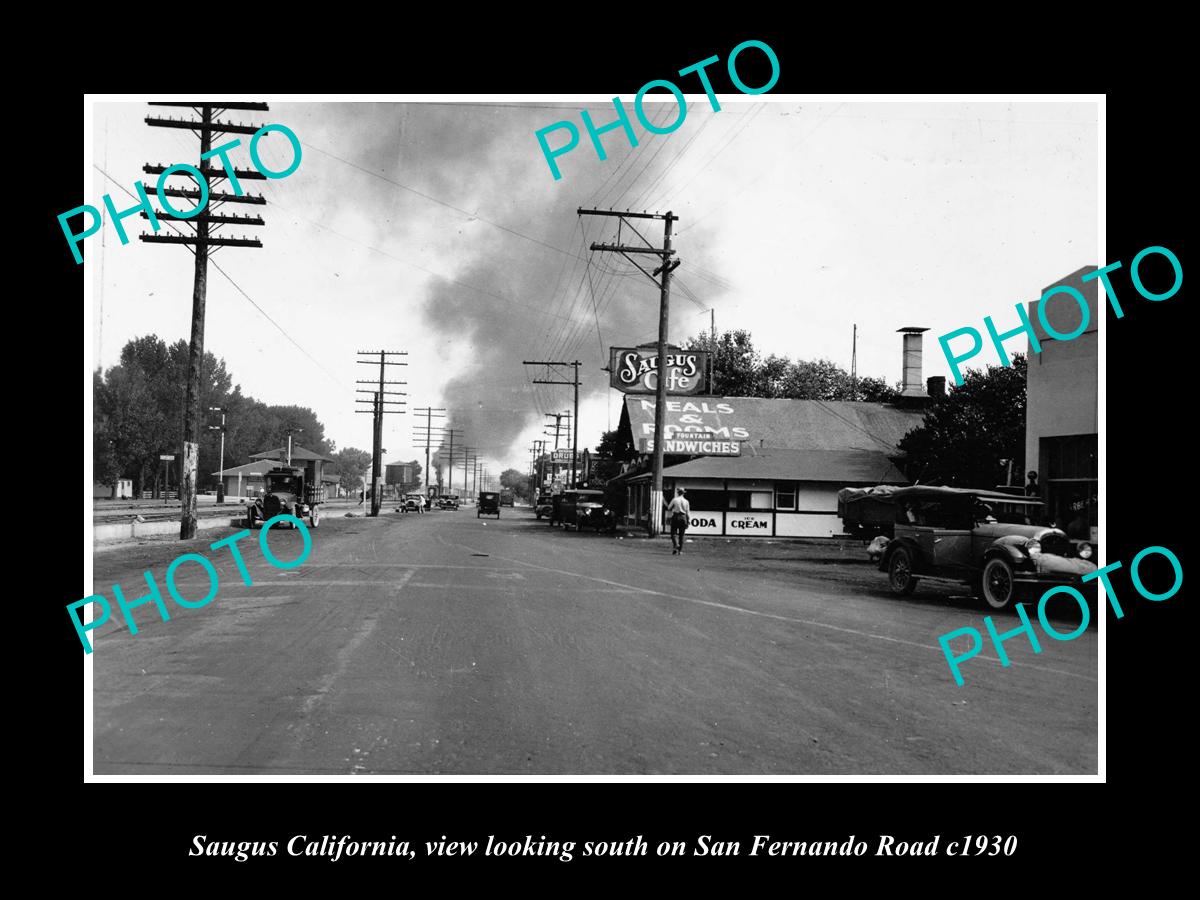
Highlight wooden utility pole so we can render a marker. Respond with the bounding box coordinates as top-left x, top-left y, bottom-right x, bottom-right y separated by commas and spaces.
577, 208, 679, 536
412, 406, 446, 498
142, 102, 269, 539
355, 350, 407, 516
527, 363, 582, 488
